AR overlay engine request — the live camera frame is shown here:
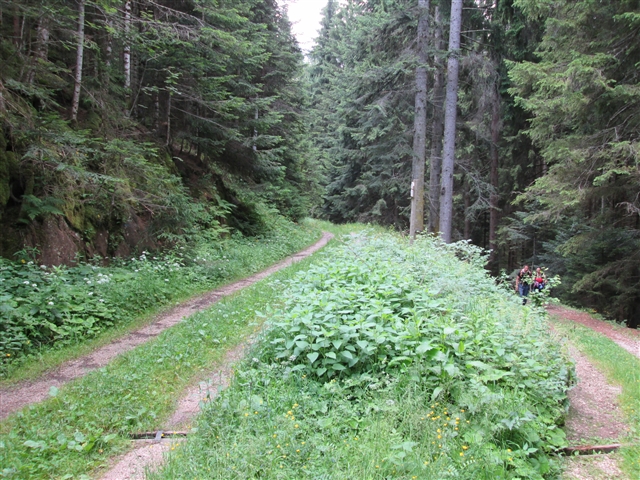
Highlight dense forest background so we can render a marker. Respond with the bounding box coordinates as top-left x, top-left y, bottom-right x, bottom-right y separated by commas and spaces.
0, 0, 638, 327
